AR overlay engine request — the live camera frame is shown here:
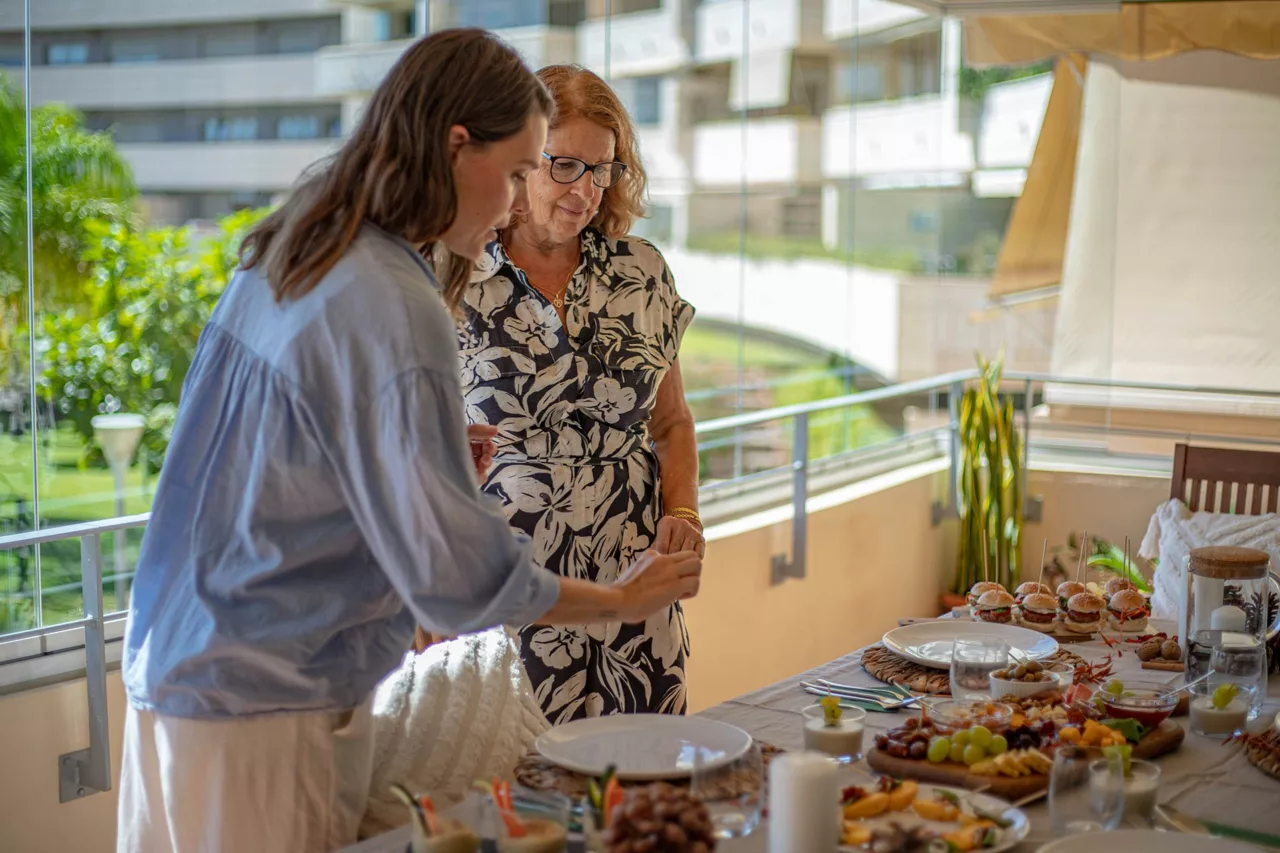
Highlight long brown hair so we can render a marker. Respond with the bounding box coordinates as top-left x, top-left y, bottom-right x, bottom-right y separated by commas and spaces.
239, 29, 553, 307
536, 65, 647, 237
